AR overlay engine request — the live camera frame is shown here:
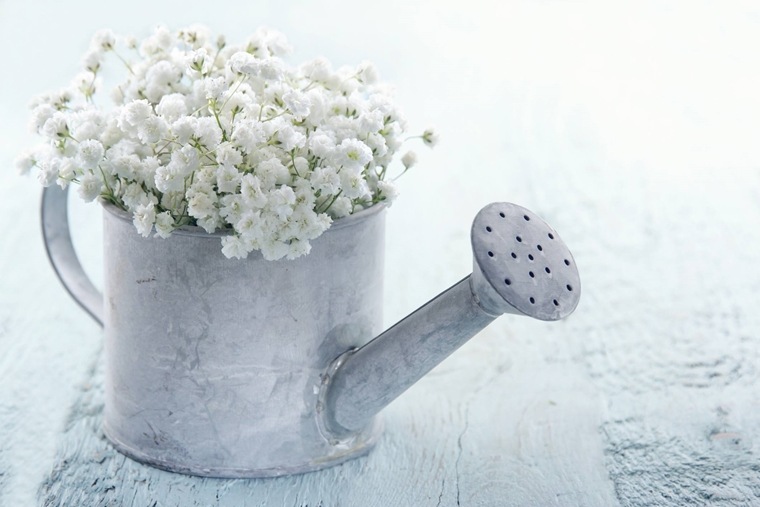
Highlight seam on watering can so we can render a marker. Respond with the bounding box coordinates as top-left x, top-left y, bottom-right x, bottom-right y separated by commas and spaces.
315, 347, 366, 442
